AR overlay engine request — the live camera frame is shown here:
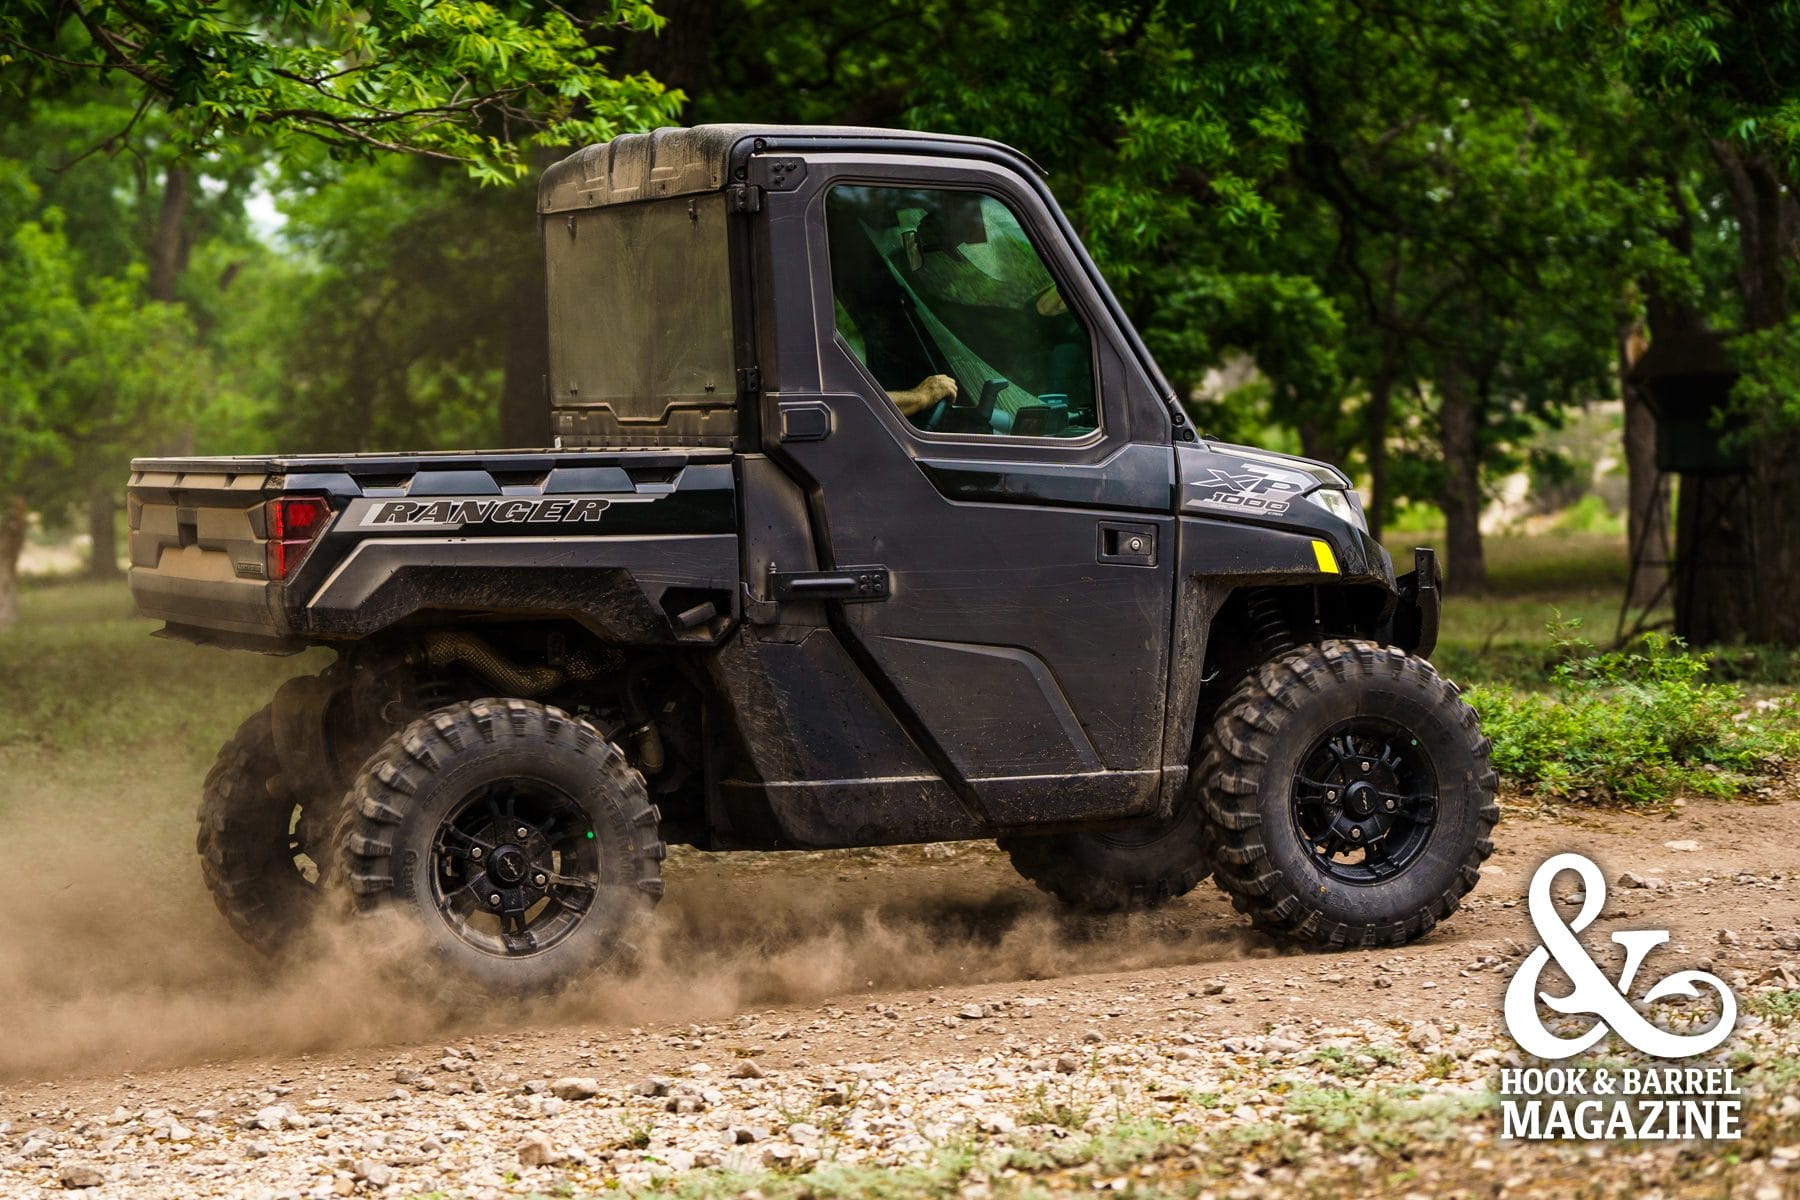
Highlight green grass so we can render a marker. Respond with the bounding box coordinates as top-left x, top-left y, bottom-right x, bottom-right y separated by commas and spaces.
1385, 530, 1648, 683
0, 577, 321, 756
1747, 991, 1800, 1025
1465, 628, 1800, 804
